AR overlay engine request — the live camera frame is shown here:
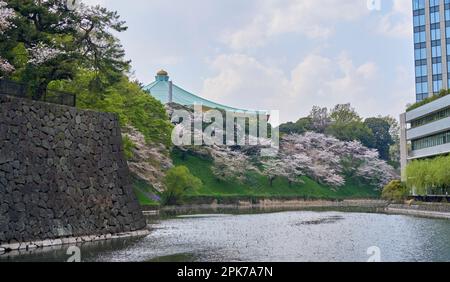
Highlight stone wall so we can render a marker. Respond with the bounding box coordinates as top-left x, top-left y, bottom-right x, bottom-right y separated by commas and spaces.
0, 95, 146, 245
